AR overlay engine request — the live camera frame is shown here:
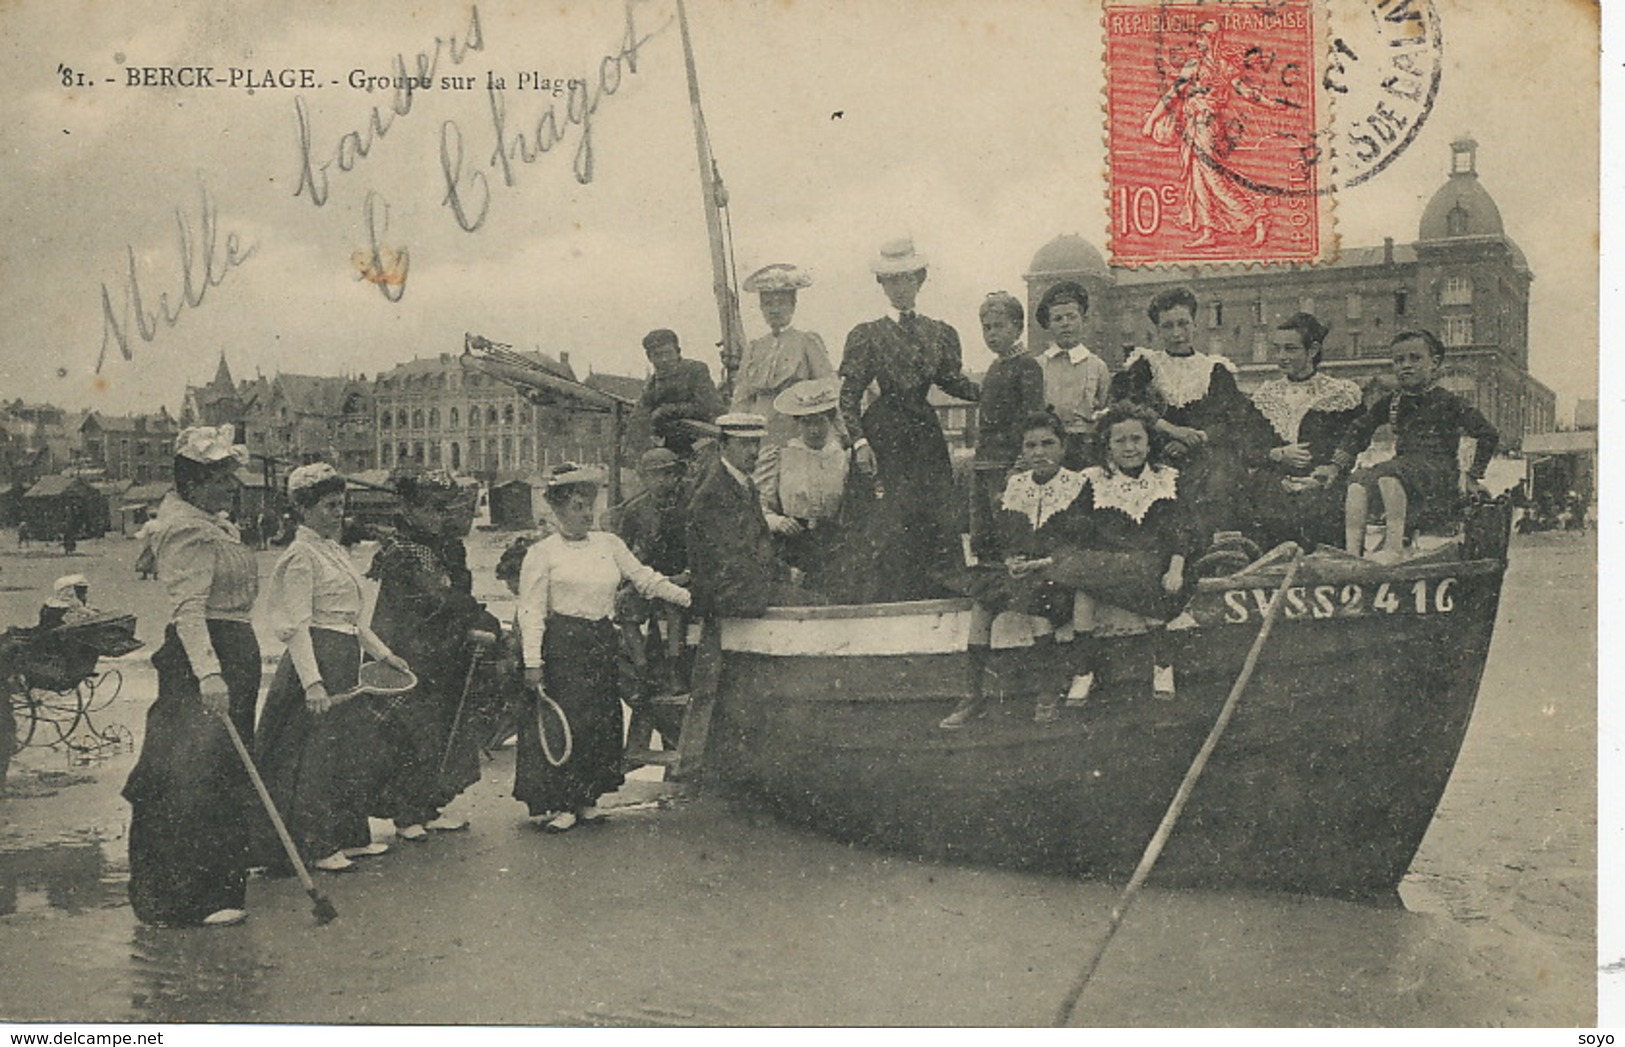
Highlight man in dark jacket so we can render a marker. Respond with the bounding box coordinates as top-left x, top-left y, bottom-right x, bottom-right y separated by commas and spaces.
636, 329, 724, 458
685, 414, 803, 619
